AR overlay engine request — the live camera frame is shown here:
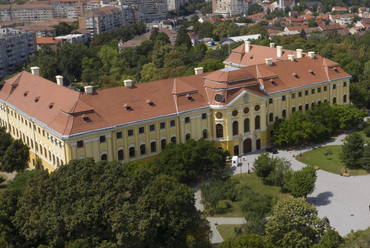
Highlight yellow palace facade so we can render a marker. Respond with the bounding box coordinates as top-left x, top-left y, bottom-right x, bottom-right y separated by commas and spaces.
0, 43, 350, 171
